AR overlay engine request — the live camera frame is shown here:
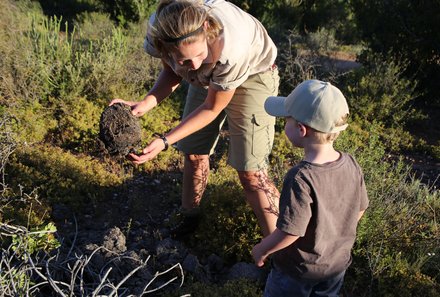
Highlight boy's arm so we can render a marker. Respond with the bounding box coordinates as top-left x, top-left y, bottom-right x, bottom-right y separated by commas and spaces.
252, 228, 299, 267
